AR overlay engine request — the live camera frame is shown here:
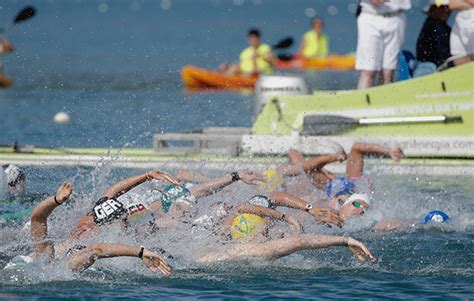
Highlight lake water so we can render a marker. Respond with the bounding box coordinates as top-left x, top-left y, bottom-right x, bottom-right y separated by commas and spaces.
1, 0, 473, 300
2, 0, 431, 148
